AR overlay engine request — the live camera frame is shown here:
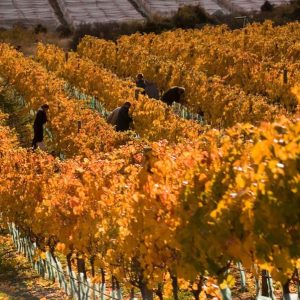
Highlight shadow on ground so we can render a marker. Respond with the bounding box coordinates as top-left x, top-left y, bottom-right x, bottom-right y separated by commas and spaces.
0, 229, 69, 300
